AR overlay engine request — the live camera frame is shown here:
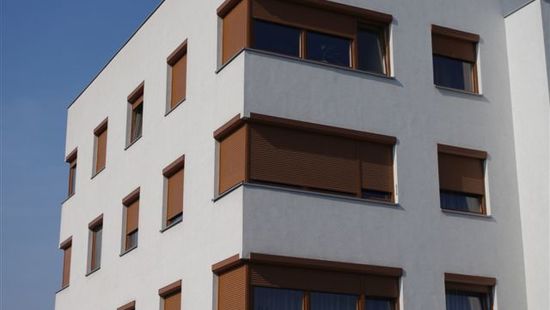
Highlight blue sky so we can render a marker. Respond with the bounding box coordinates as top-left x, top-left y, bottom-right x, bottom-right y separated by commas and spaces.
1, 1, 162, 308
